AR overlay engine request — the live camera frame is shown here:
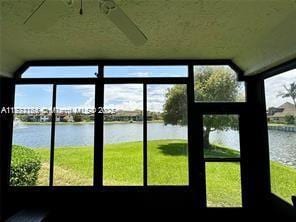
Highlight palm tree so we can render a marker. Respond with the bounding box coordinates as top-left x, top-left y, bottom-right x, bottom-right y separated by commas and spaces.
278, 82, 296, 108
